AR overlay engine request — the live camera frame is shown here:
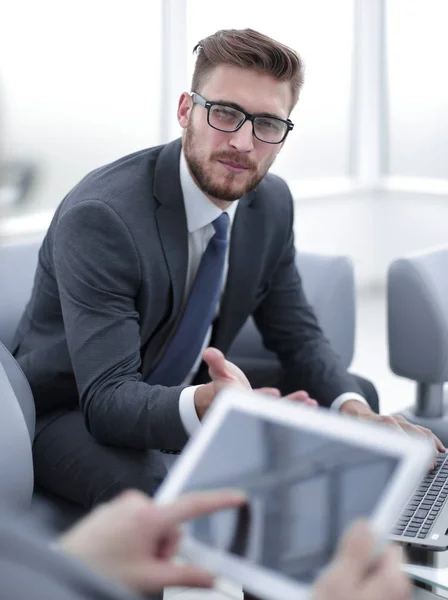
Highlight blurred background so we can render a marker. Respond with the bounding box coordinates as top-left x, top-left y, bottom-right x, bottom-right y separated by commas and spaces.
1, 0, 447, 413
